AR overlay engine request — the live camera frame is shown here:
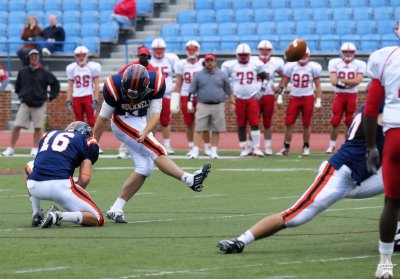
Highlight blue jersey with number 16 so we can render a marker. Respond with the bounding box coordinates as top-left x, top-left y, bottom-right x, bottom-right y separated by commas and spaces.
28, 130, 99, 181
